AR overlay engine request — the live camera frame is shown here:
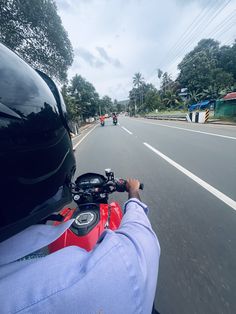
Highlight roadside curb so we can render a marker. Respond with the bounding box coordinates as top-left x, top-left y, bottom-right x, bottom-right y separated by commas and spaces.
135, 116, 236, 126
71, 122, 97, 139
207, 120, 236, 126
